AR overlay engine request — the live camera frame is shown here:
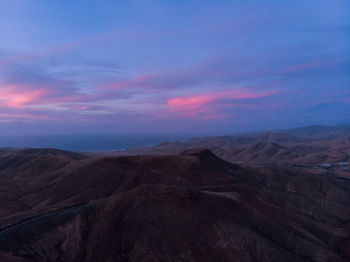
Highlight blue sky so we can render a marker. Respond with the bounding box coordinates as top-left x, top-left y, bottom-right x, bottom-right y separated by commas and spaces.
0, 0, 349, 135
